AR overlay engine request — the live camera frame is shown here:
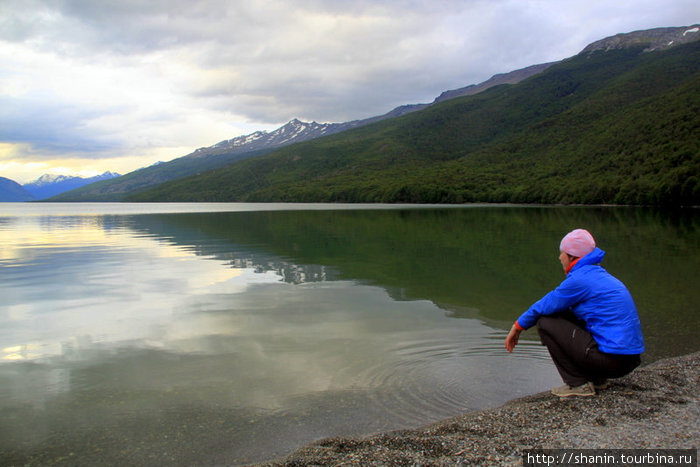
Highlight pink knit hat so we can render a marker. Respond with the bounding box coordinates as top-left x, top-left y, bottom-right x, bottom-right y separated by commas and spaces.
560, 229, 596, 257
